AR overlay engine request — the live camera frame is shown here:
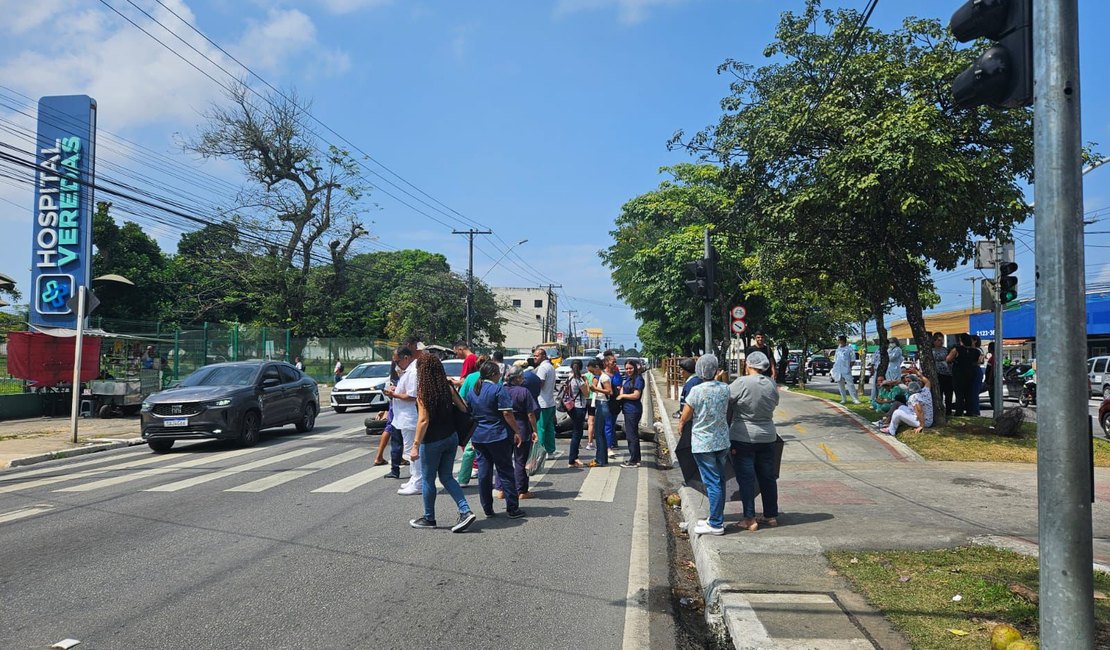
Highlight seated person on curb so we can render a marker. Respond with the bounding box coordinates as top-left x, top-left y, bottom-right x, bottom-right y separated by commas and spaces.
882, 369, 934, 436
870, 377, 907, 419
